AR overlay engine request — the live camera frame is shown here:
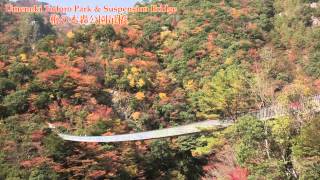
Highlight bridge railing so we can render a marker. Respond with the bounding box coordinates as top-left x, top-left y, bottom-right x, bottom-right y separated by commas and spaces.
234, 95, 320, 121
